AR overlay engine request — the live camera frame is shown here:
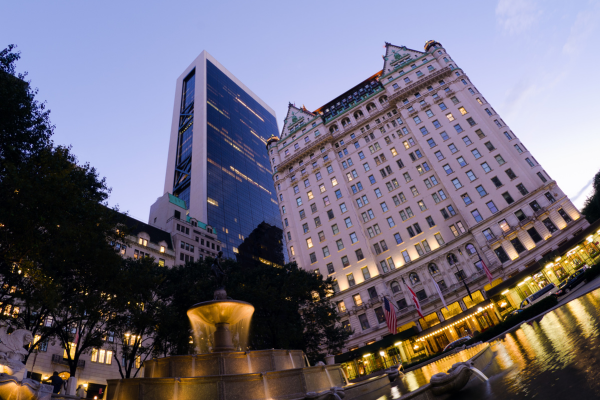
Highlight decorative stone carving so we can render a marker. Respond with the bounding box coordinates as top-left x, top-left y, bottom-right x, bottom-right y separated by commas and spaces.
429, 361, 473, 395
